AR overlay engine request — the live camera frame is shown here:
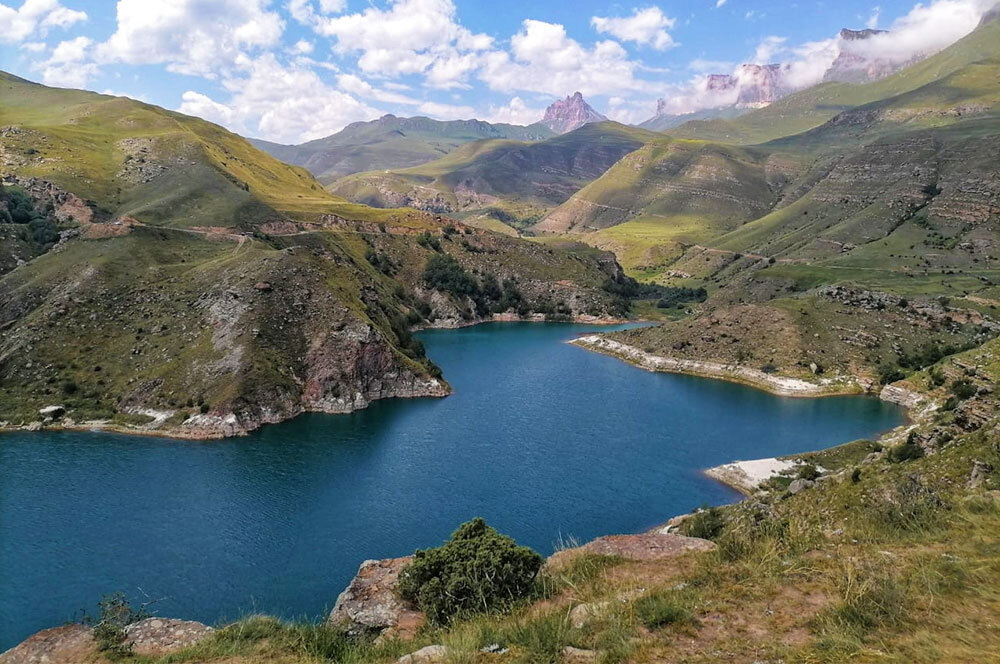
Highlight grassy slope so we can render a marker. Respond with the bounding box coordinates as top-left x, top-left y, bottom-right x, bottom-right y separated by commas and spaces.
251, 116, 555, 184
327, 122, 662, 227
0, 73, 625, 433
